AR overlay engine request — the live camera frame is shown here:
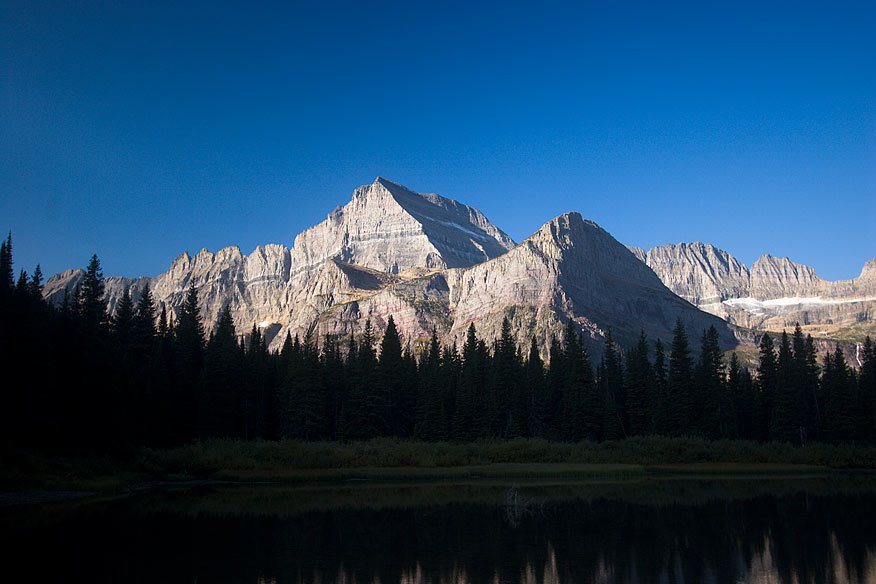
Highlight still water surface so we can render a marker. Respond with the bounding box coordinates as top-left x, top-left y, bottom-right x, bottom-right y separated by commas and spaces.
2, 475, 875, 583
